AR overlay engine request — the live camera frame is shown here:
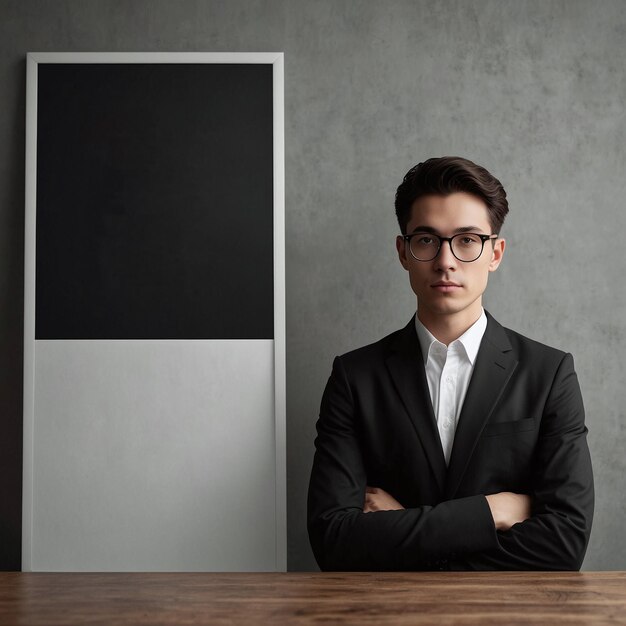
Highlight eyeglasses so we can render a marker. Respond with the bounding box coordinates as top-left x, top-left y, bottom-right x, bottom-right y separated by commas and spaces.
402, 232, 499, 262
